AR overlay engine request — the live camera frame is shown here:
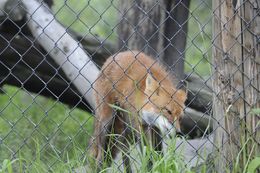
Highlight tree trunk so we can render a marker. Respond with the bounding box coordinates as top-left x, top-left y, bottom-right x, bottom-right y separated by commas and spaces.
117, 0, 190, 81
241, 0, 260, 162
163, 0, 190, 80
117, 0, 166, 57
212, 0, 260, 171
